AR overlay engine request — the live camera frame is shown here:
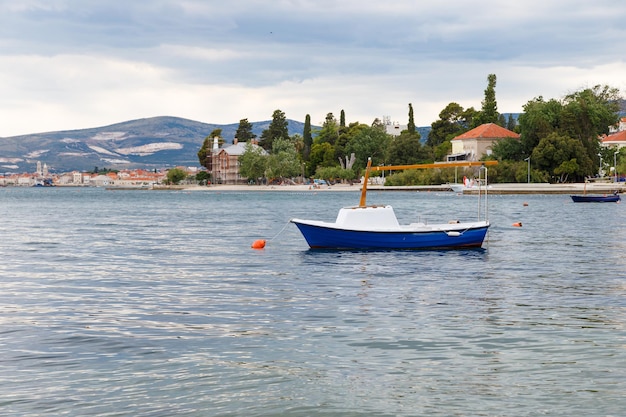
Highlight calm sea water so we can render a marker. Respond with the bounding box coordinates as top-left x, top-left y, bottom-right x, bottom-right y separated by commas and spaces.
1, 187, 625, 417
